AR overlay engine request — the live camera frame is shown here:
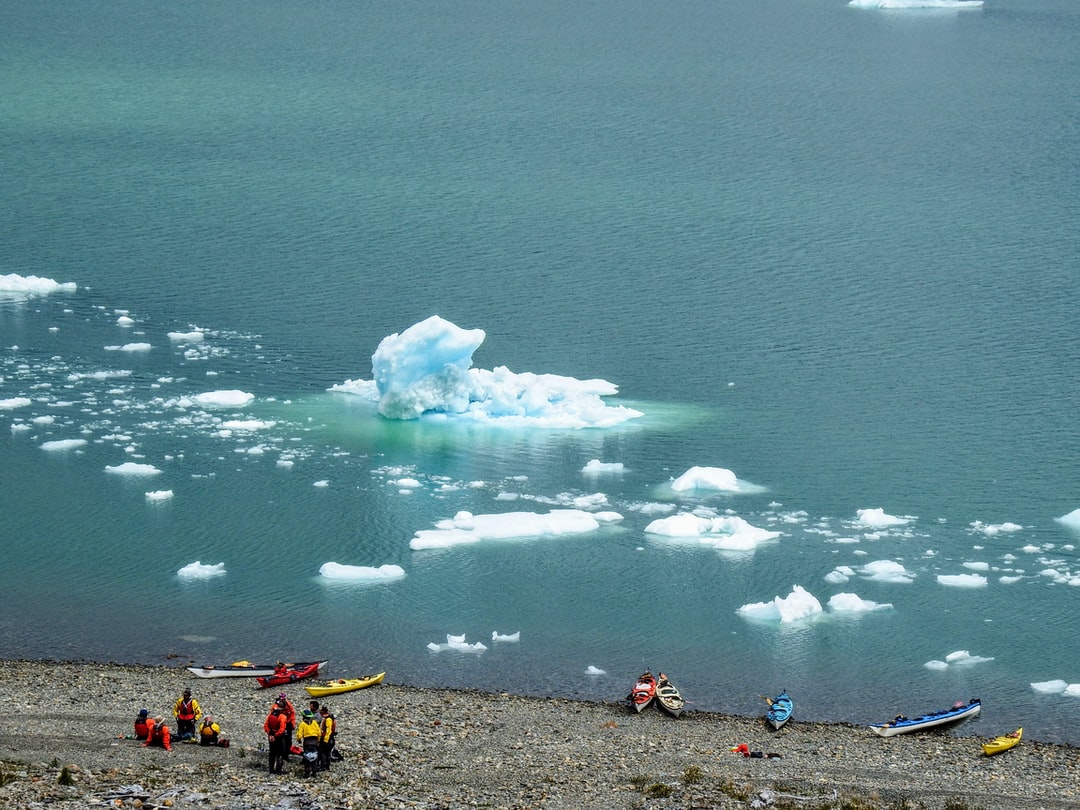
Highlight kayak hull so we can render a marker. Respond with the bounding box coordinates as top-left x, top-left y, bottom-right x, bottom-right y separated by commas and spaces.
304, 672, 386, 698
